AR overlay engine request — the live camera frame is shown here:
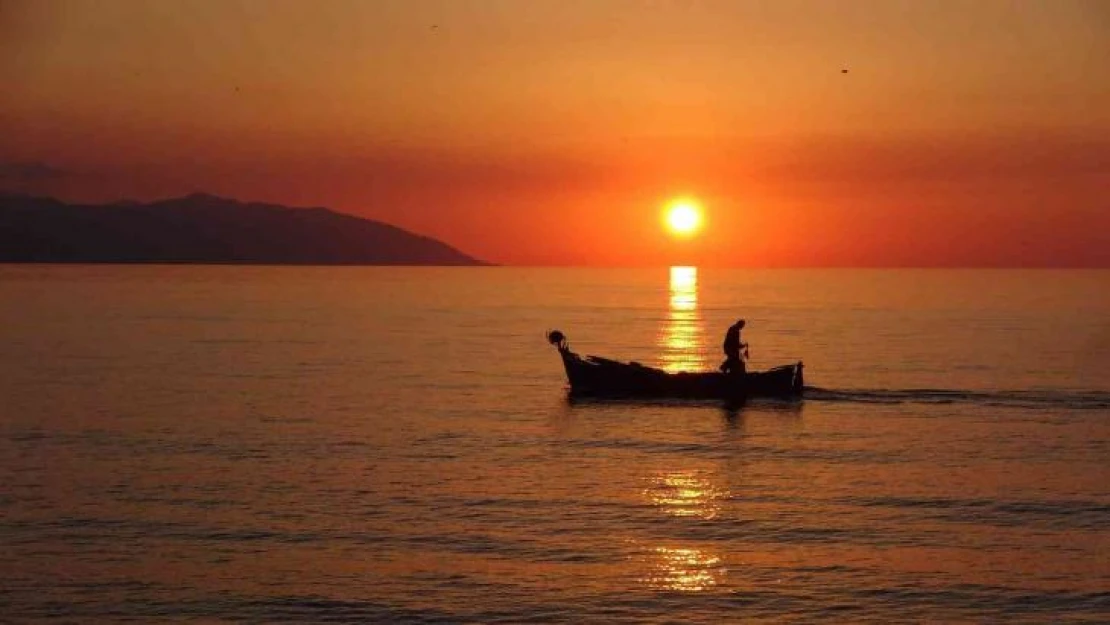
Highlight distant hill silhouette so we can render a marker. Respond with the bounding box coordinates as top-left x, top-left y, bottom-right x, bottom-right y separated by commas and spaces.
0, 193, 485, 265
